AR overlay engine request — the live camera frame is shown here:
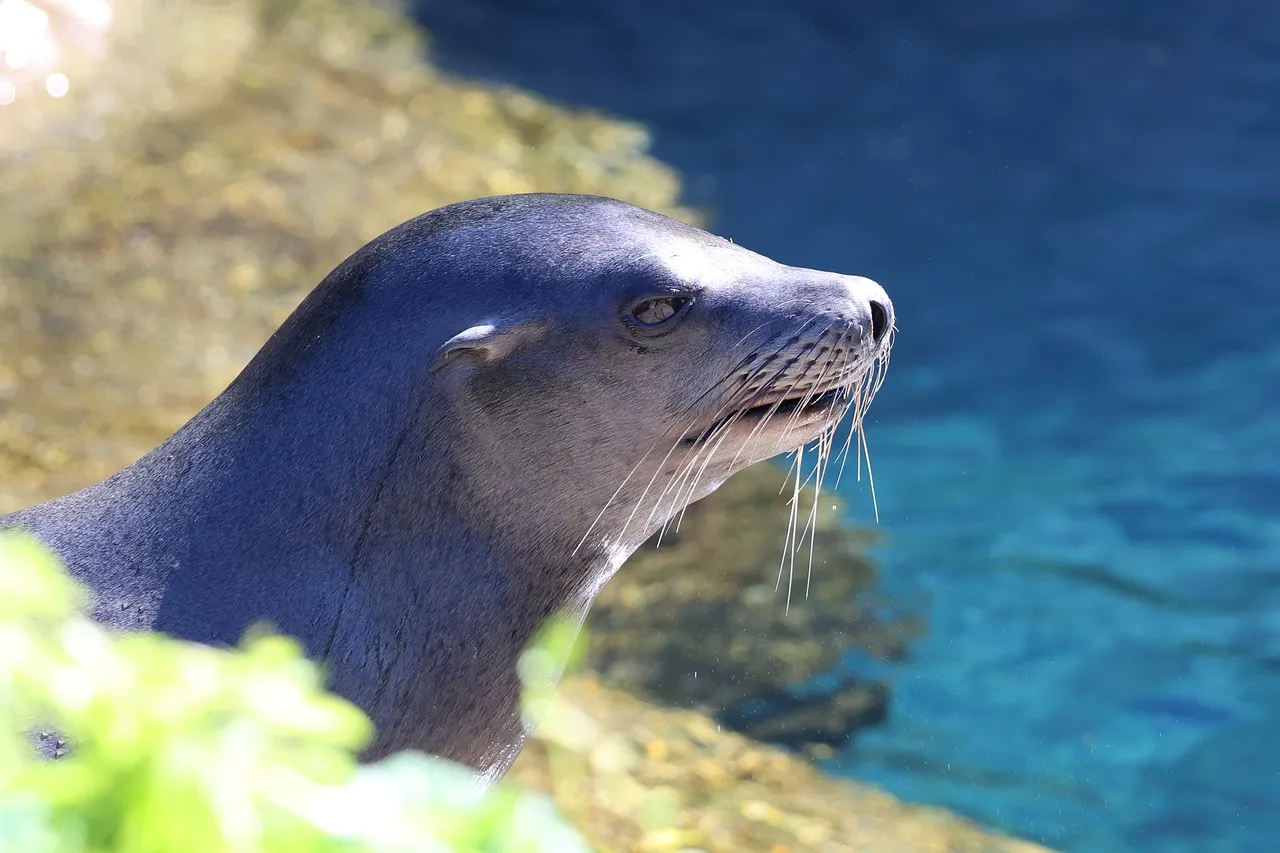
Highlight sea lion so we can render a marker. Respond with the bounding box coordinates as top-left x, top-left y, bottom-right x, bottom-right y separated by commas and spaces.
2, 193, 893, 780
